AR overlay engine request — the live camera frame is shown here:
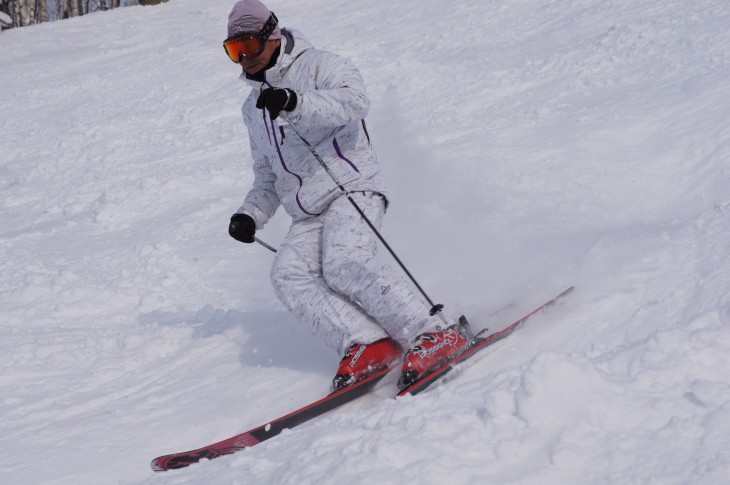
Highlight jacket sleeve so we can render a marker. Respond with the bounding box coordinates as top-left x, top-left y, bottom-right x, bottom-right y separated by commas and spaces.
237, 129, 280, 229
286, 52, 370, 127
